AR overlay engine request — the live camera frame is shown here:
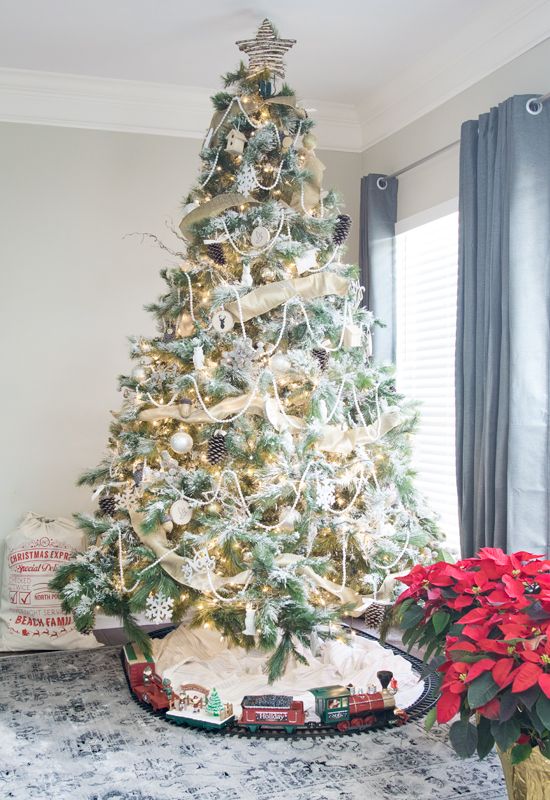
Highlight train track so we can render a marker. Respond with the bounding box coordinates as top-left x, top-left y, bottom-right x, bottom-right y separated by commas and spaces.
122, 626, 439, 739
